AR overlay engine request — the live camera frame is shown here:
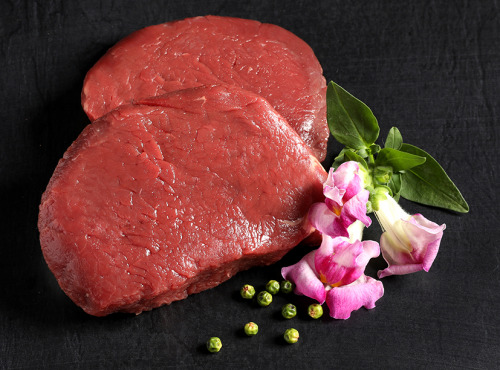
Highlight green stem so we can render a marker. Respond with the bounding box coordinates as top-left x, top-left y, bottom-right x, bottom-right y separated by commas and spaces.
368, 153, 375, 165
